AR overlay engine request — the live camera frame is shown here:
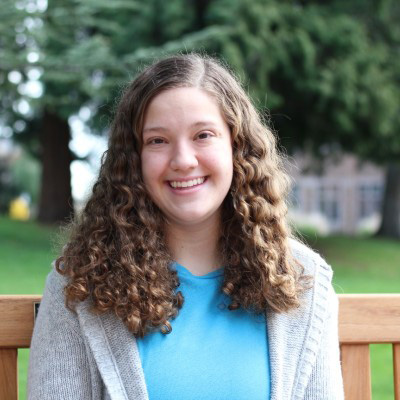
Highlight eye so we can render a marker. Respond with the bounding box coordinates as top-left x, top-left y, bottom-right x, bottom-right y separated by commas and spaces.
147, 137, 166, 145
196, 132, 213, 140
